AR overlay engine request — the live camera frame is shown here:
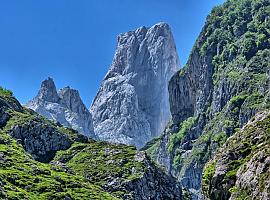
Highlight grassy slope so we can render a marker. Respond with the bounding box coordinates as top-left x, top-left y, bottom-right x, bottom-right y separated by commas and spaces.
0, 90, 169, 199
0, 92, 121, 199
54, 141, 147, 198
